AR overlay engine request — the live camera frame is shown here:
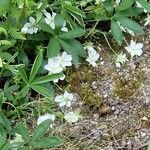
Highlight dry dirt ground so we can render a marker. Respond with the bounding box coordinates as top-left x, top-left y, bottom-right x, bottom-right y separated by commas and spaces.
46, 27, 150, 150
